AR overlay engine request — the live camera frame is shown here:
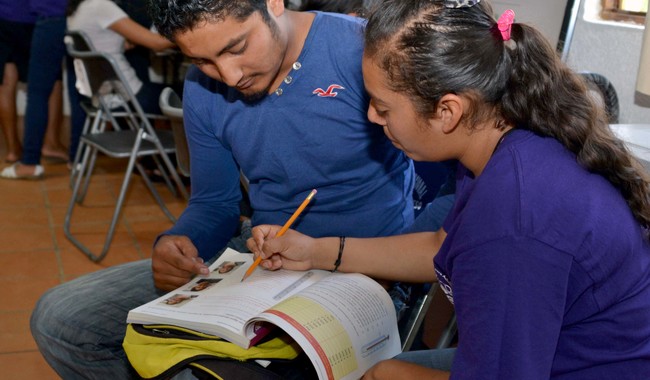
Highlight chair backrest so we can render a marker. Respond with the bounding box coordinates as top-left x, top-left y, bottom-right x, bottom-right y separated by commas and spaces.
158, 87, 253, 196
64, 30, 100, 109
64, 30, 96, 53
412, 160, 455, 218
64, 32, 147, 122
579, 72, 620, 124
159, 87, 190, 177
